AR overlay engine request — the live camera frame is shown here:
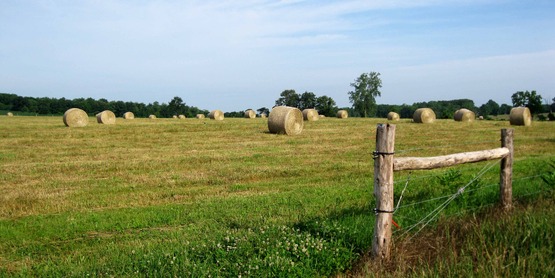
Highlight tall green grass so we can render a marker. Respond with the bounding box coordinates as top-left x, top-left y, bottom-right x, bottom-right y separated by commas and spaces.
0, 116, 553, 276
